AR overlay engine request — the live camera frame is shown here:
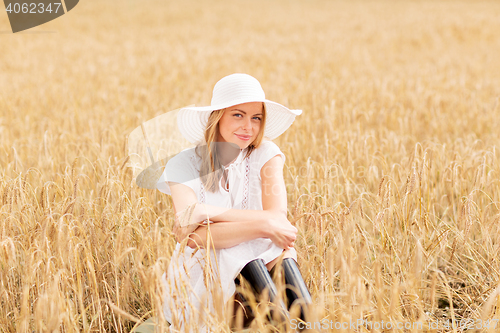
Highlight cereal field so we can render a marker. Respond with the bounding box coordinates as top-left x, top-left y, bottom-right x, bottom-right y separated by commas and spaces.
1, 0, 500, 331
